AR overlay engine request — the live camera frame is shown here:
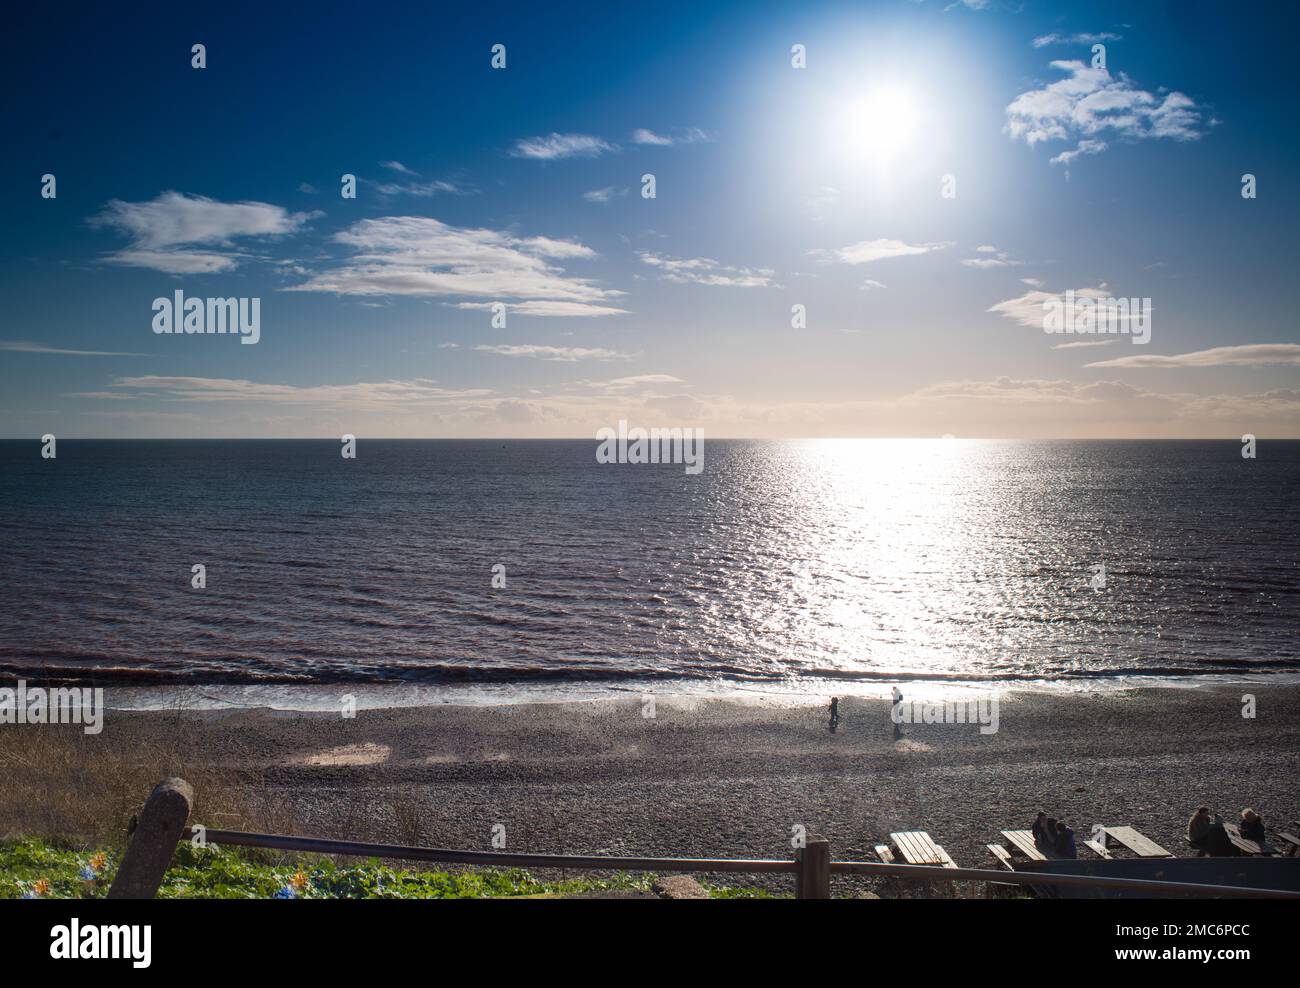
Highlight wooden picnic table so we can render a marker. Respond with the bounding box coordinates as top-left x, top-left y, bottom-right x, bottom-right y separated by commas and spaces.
1101, 826, 1172, 858
1001, 829, 1055, 861
889, 831, 957, 867
1223, 822, 1278, 856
